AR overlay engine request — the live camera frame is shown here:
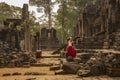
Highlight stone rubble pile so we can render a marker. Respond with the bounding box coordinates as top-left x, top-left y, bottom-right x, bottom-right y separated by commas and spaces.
58, 52, 120, 77
0, 41, 37, 68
